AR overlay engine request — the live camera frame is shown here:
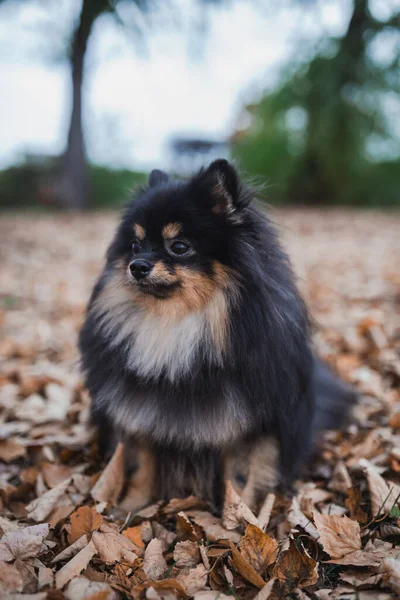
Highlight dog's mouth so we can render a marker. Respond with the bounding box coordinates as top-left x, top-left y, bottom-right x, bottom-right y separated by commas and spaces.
131, 277, 181, 299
